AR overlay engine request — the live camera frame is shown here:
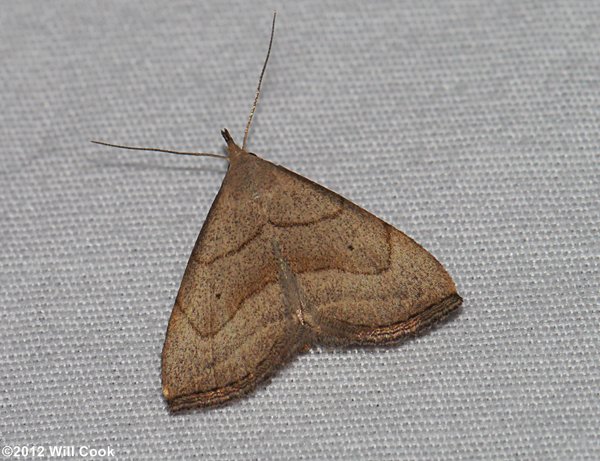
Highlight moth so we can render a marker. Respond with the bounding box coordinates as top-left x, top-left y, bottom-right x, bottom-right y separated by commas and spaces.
94, 13, 462, 411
